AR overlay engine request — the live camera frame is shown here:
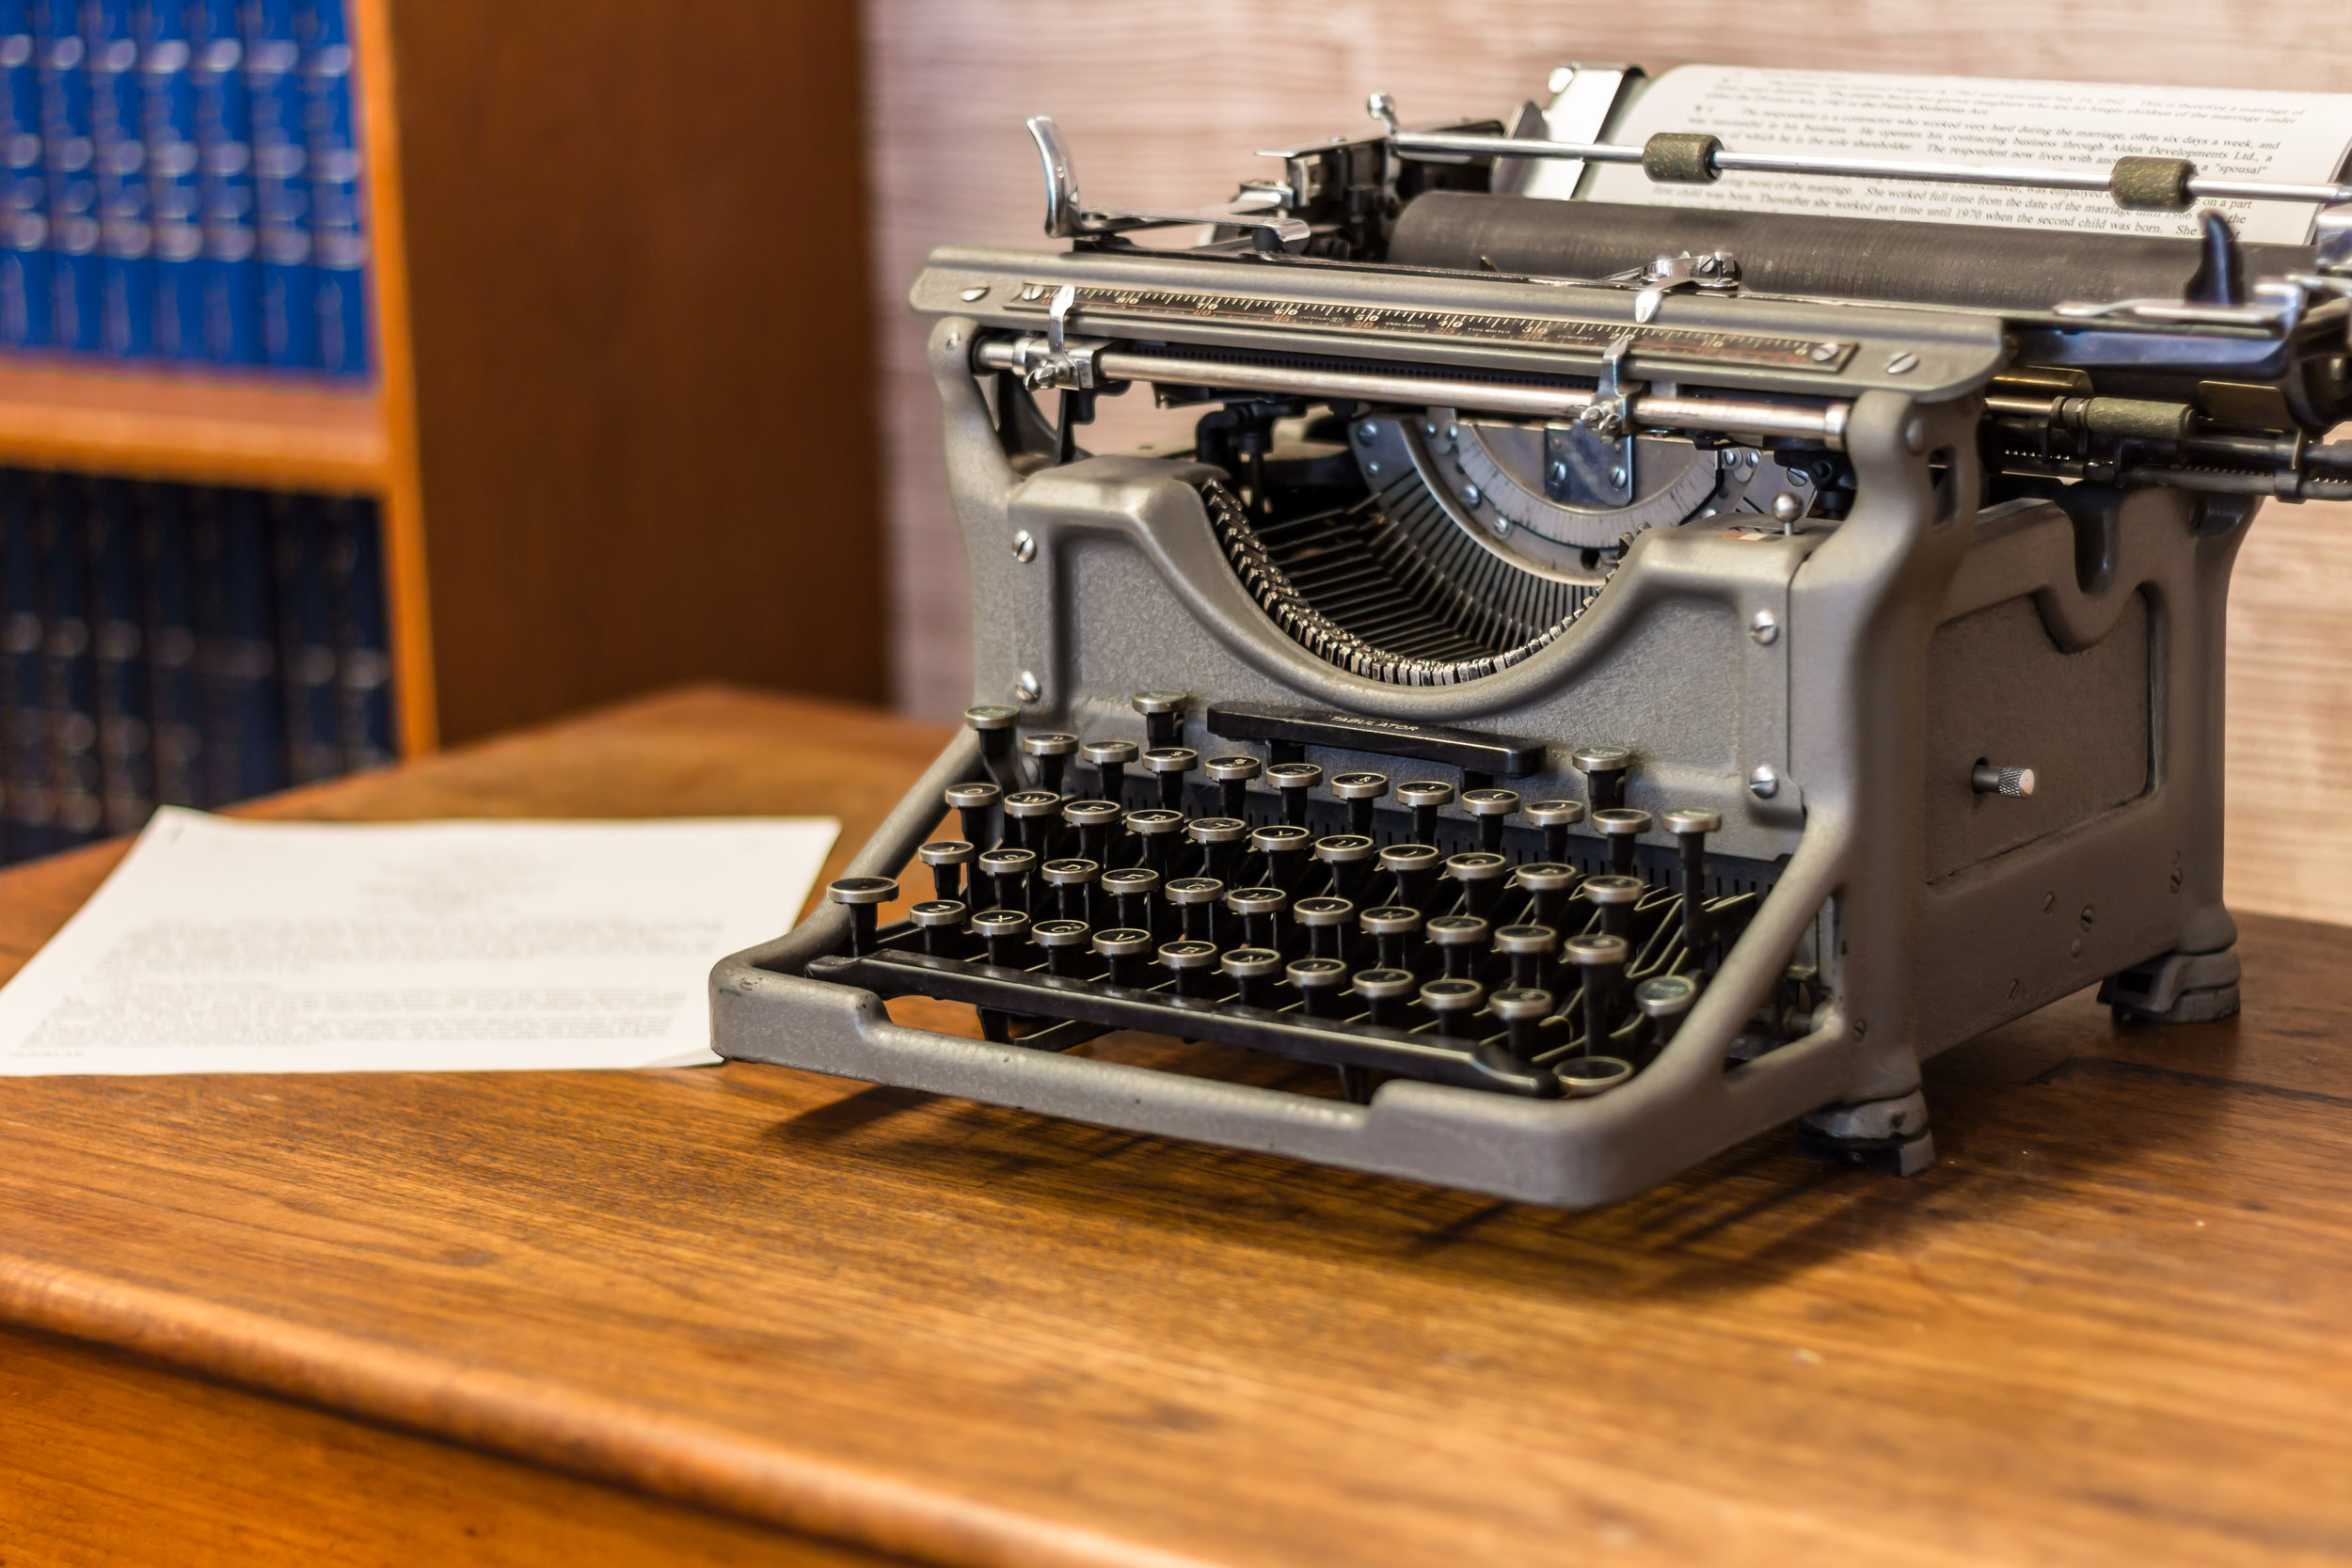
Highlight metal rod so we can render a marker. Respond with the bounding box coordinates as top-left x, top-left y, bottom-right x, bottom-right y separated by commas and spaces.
1388, 130, 2352, 207
974, 338, 1851, 448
